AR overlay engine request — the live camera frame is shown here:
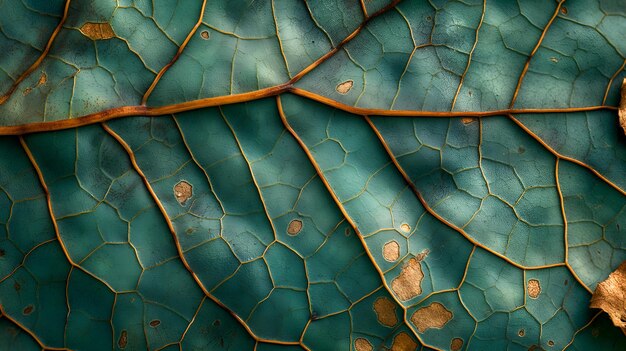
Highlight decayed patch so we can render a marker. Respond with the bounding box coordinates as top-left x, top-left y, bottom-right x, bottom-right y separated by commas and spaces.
390, 332, 418, 351
200, 30, 210, 39
336, 80, 354, 94
450, 338, 464, 351
461, 117, 475, 124
173, 180, 193, 205
354, 338, 373, 351
373, 297, 398, 327
590, 261, 626, 334
118, 330, 128, 349
80, 22, 116, 40
617, 78, 626, 134
391, 252, 428, 301
527, 279, 541, 299
400, 223, 411, 233
287, 219, 303, 235
410, 302, 453, 333
383, 240, 400, 262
